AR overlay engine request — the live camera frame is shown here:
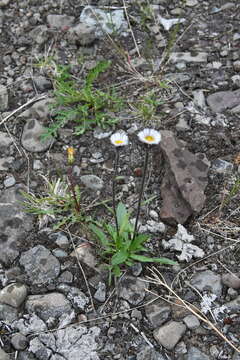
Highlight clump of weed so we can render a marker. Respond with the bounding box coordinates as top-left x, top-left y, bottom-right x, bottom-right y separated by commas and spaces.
42, 60, 123, 138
